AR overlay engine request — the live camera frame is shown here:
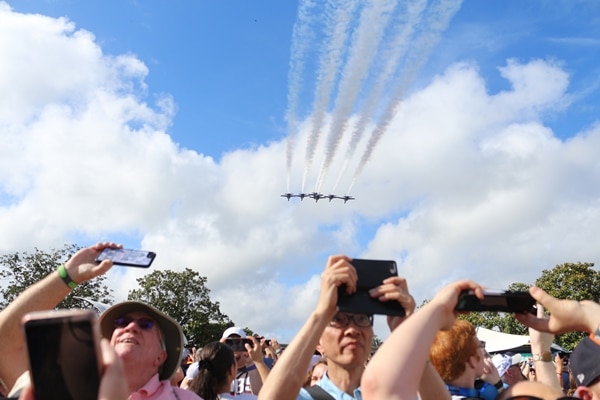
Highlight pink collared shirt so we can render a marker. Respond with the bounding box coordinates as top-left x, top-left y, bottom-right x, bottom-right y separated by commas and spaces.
129, 373, 202, 400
